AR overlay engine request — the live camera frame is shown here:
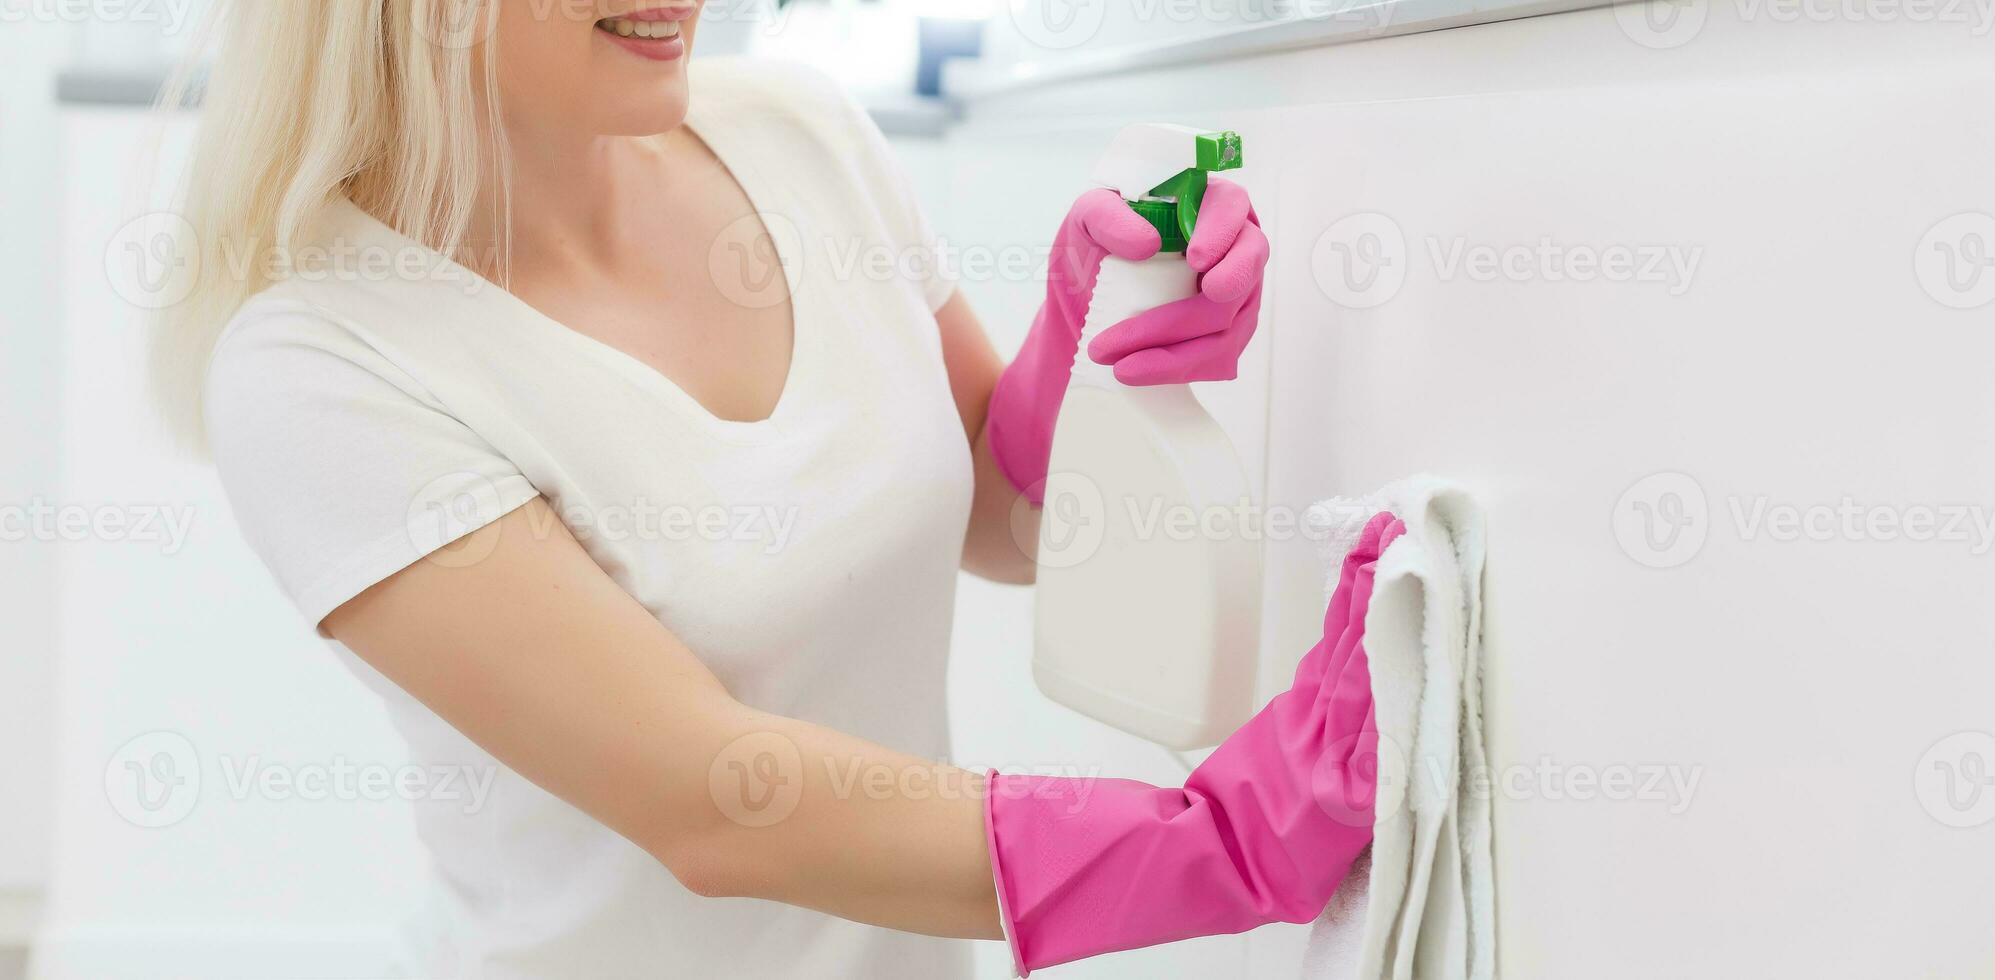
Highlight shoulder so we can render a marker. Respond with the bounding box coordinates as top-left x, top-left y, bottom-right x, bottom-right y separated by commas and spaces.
198, 289, 536, 628
207, 285, 382, 399
213, 282, 359, 358
203, 283, 440, 449
688, 55, 875, 156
